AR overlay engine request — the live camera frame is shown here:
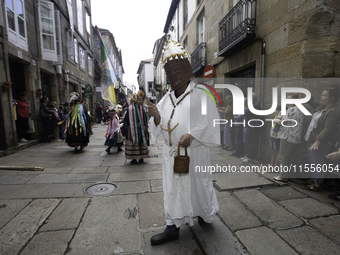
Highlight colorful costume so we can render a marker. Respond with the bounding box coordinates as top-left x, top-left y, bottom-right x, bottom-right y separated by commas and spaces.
124, 93, 149, 163
65, 93, 90, 150
104, 107, 123, 153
